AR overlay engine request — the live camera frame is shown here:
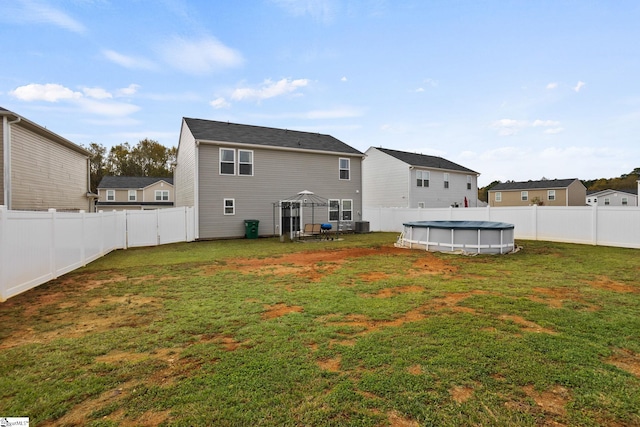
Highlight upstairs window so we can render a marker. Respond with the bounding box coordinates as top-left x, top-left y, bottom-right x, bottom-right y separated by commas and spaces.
622, 197, 628, 206
106, 190, 115, 201
495, 192, 502, 202
417, 171, 430, 187
339, 158, 350, 180
521, 191, 528, 202
220, 148, 235, 175
128, 190, 136, 201
548, 190, 556, 201
444, 173, 449, 189
238, 150, 253, 176
155, 190, 169, 201
467, 175, 472, 190
604, 198, 610, 205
